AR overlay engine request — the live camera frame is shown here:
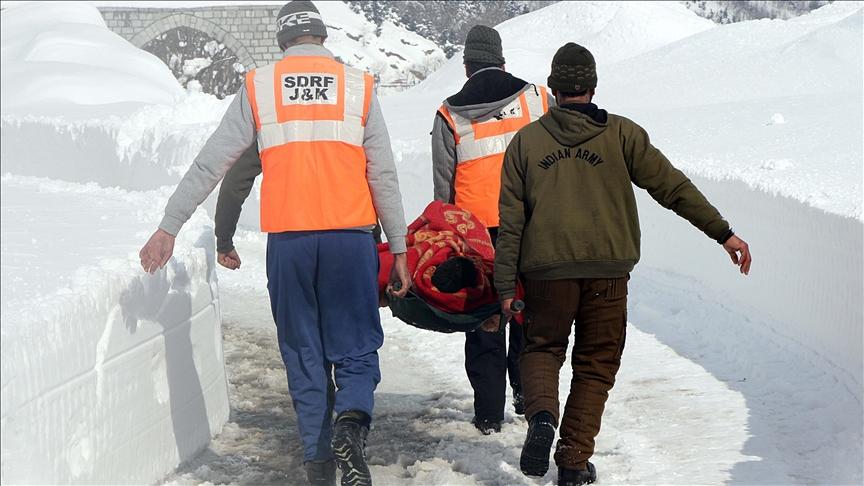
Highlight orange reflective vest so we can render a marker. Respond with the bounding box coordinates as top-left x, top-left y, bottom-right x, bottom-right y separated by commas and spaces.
246, 56, 377, 232
438, 85, 549, 228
